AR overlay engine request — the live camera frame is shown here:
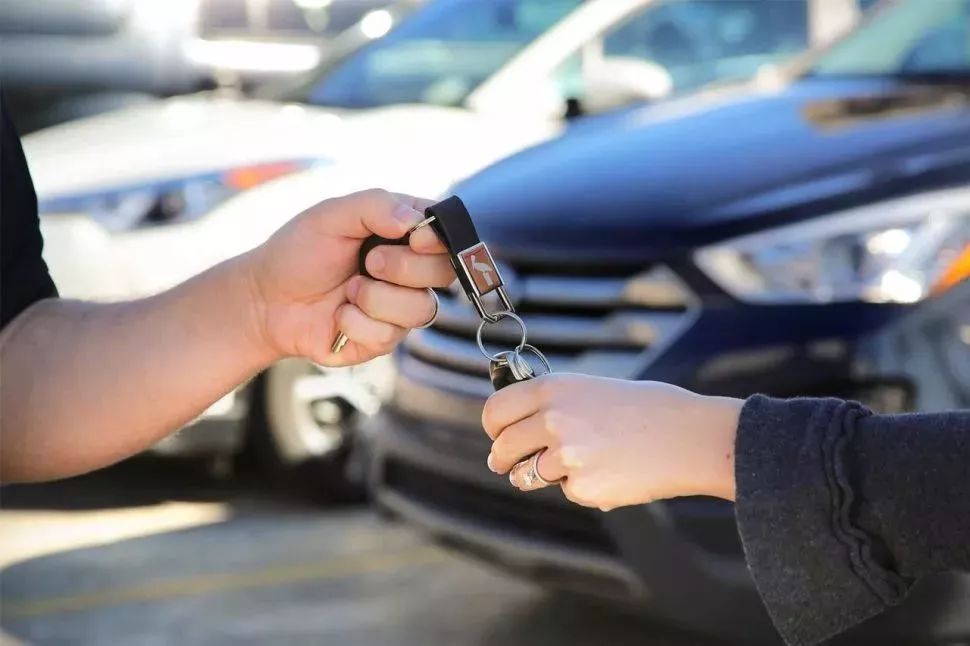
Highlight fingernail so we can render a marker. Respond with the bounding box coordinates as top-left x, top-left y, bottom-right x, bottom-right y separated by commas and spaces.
487, 454, 497, 473
346, 276, 361, 302
394, 205, 420, 226
367, 250, 386, 275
